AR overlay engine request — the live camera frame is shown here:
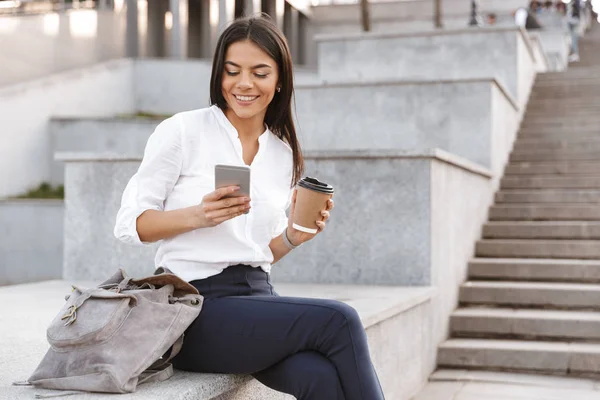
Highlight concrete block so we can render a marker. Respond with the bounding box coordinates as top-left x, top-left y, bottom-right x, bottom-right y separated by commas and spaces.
294, 79, 518, 172
50, 118, 158, 184
459, 281, 600, 309
0, 281, 435, 400
0, 200, 63, 286
315, 27, 536, 108
58, 149, 493, 287
0, 59, 135, 199
469, 258, 600, 283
